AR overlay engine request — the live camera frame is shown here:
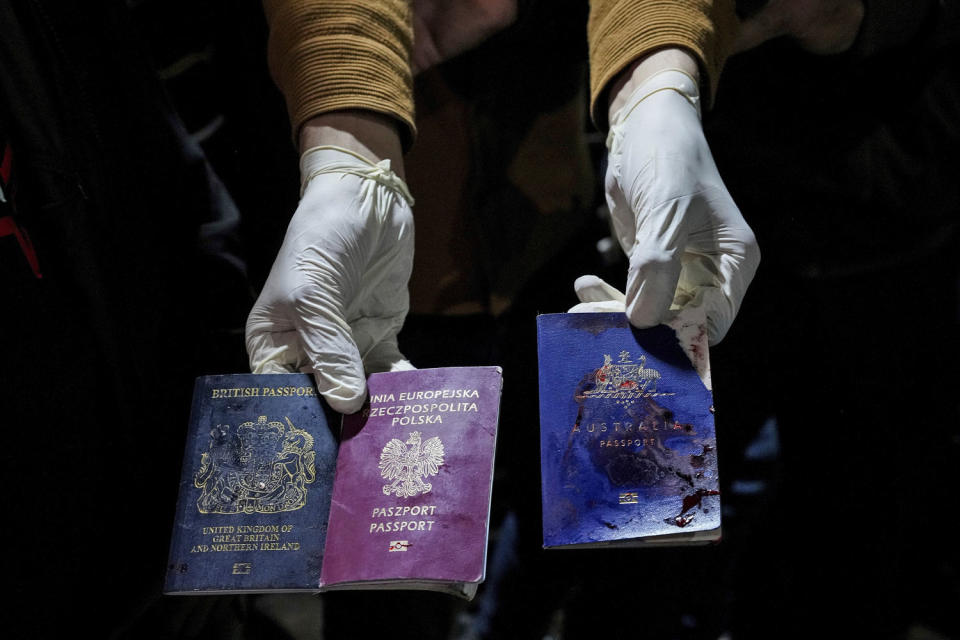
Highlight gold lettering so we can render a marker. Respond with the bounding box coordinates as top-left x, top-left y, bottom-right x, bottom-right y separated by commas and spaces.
259, 542, 301, 551
260, 386, 316, 397
210, 543, 258, 552
210, 388, 263, 398
202, 526, 234, 535
236, 525, 280, 533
